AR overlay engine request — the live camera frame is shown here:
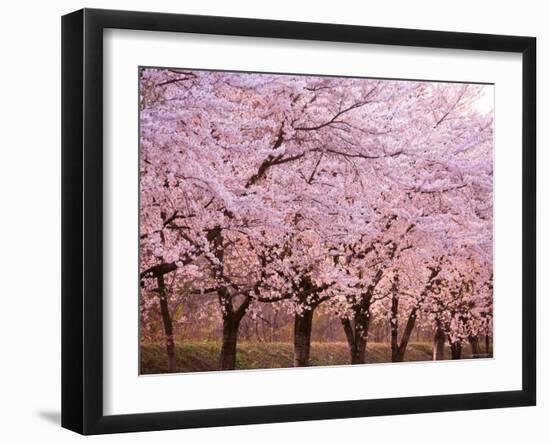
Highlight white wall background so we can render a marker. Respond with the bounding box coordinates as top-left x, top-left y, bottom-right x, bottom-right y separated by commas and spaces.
0, 1, 546, 441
